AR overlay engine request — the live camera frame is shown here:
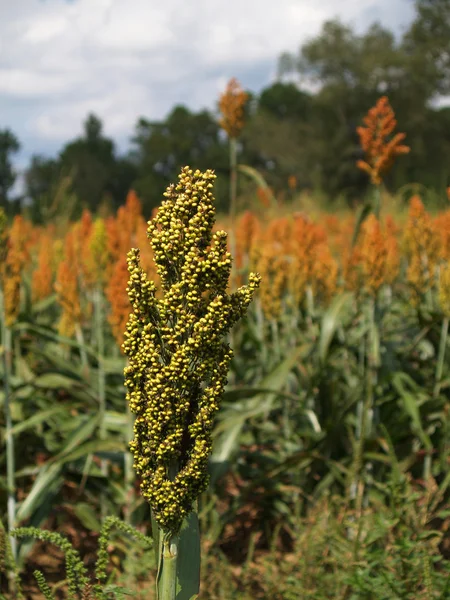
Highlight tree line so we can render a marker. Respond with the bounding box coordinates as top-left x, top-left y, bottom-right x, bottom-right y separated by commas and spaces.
1, 0, 449, 221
